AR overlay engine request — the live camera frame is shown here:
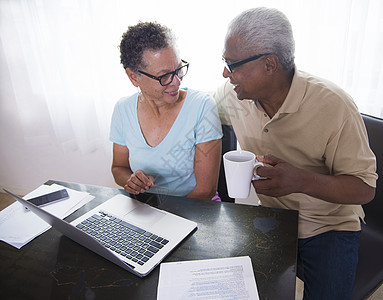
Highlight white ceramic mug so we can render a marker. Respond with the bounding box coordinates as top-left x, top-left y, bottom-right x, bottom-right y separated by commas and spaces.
223, 150, 264, 199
